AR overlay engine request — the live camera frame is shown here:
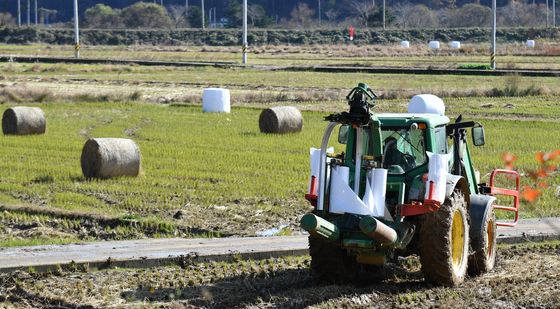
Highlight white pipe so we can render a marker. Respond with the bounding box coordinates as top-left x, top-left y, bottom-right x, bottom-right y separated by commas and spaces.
354, 127, 362, 193
317, 122, 338, 211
